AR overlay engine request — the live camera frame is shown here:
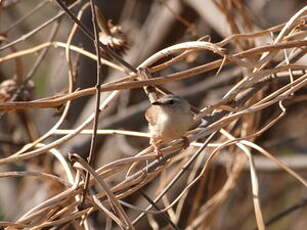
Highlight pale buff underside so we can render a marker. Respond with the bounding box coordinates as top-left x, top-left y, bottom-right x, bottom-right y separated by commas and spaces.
146, 106, 194, 142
